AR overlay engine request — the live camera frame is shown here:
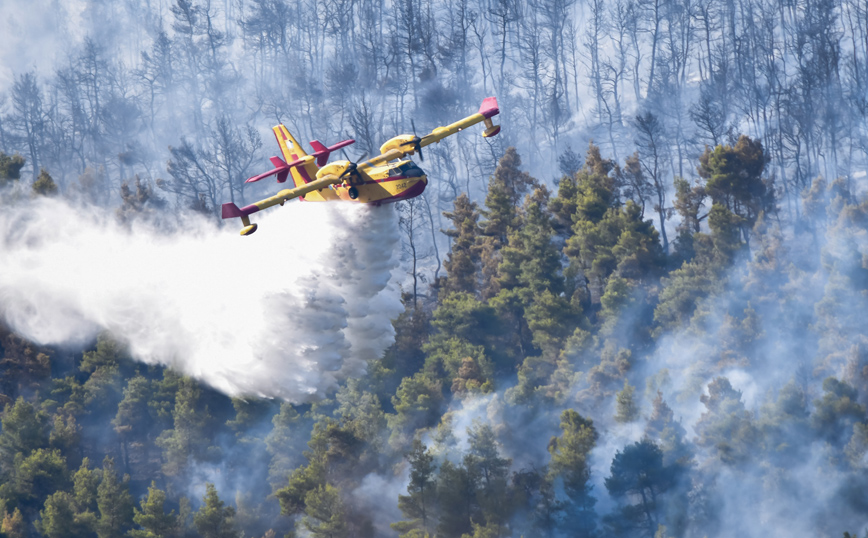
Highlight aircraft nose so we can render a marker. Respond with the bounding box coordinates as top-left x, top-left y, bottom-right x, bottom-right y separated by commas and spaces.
405, 165, 425, 177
